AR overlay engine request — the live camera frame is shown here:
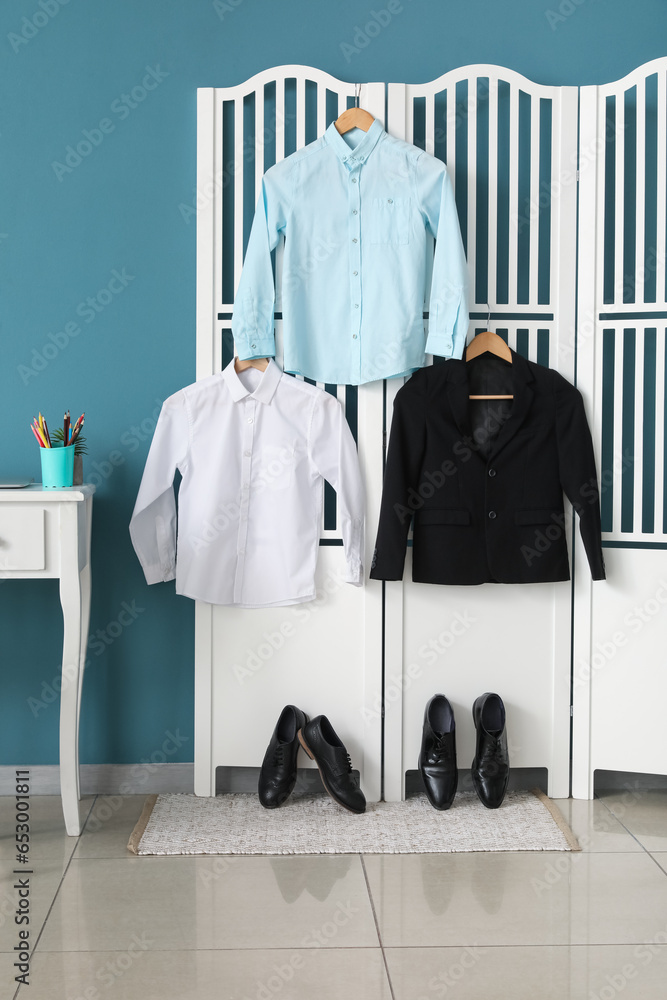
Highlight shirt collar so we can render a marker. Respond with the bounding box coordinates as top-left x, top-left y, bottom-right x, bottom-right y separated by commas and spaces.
324, 118, 384, 167
222, 358, 282, 404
